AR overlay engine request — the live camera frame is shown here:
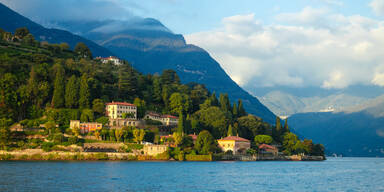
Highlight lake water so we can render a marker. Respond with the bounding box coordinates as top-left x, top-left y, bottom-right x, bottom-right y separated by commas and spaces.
0, 158, 383, 192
